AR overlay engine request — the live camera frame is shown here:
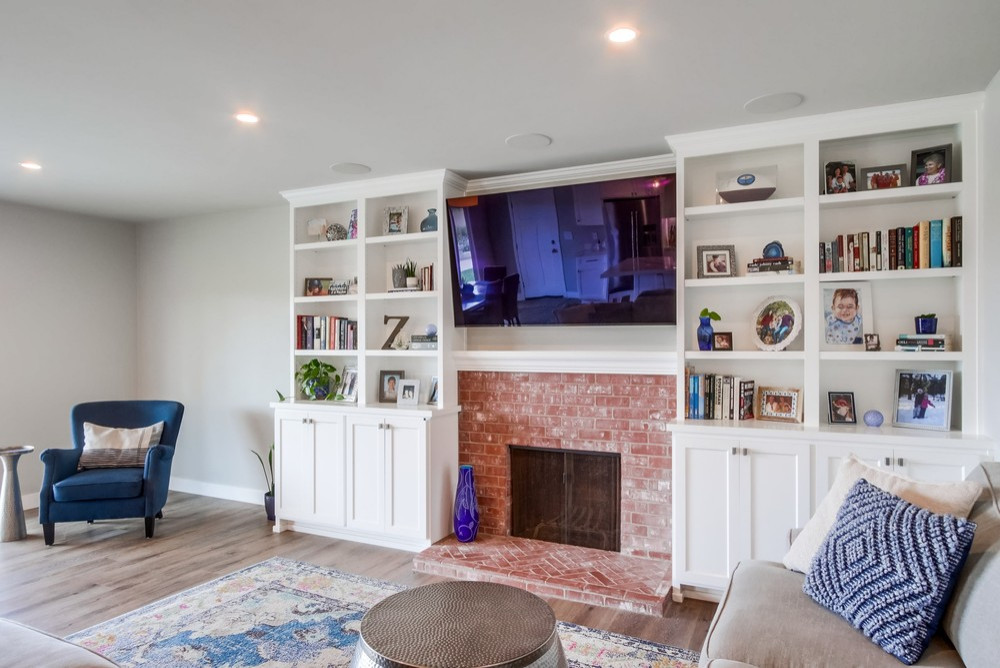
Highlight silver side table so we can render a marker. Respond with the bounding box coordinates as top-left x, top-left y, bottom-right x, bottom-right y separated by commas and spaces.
1, 445, 34, 542
351, 580, 566, 668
